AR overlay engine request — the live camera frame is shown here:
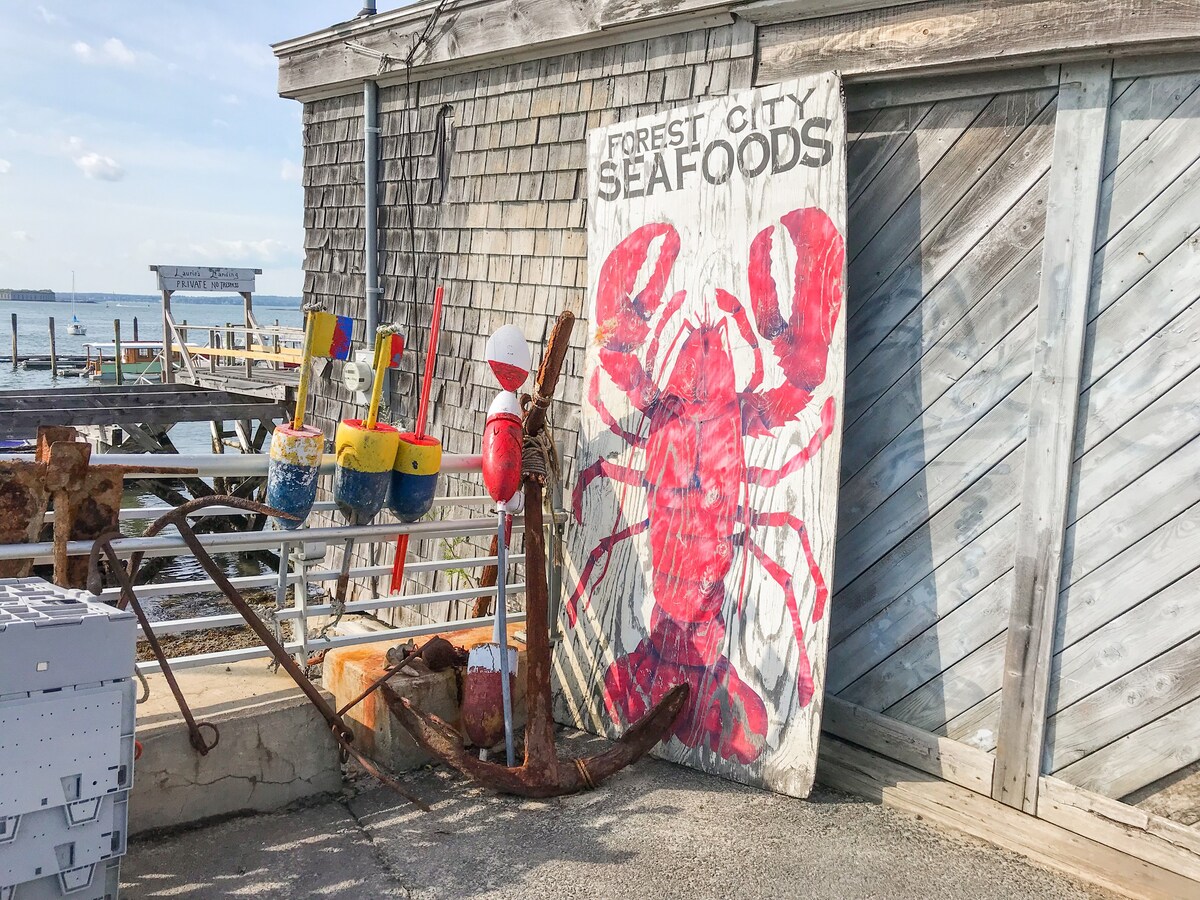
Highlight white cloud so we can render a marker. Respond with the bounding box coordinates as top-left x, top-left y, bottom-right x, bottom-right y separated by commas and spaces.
11, 231, 32, 242
75, 152, 124, 181
220, 93, 241, 105
0, 160, 10, 175
279, 160, 302, 182
37, 5, 66, 26
187, 239, 291, 266
73, 37, 137, 67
